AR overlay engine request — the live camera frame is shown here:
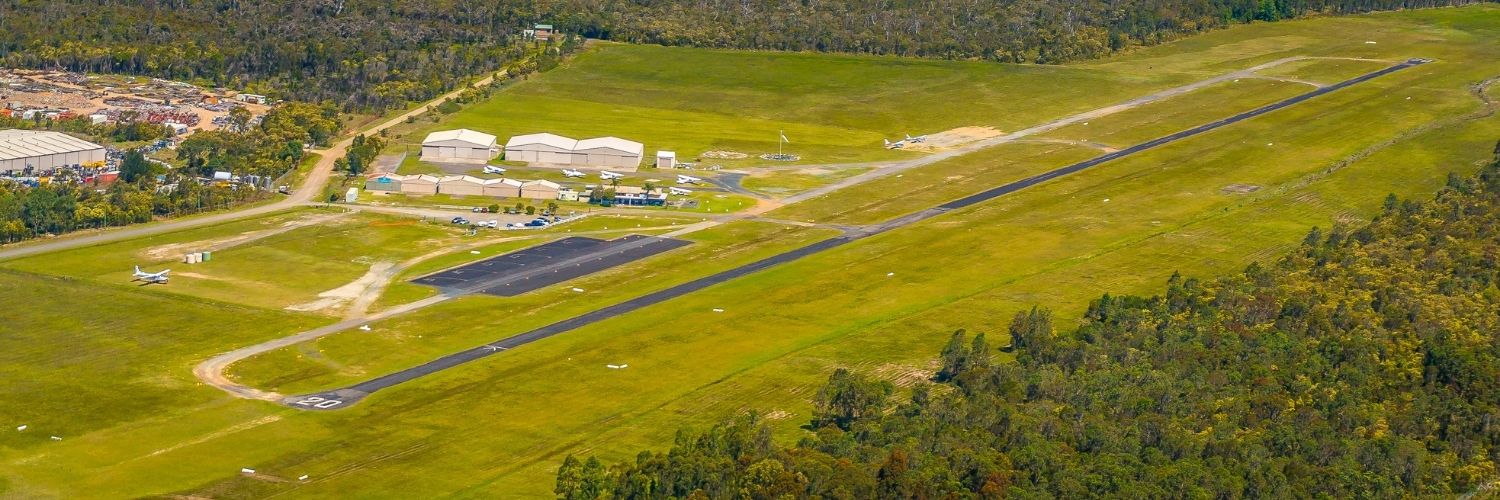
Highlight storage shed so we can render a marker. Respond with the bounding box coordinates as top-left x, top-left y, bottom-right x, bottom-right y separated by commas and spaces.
656, 151, 677, 169
422, 129, 499, 162
400, 174, 441, 195
504, 133, 578, 164
438, 175, 487, 196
